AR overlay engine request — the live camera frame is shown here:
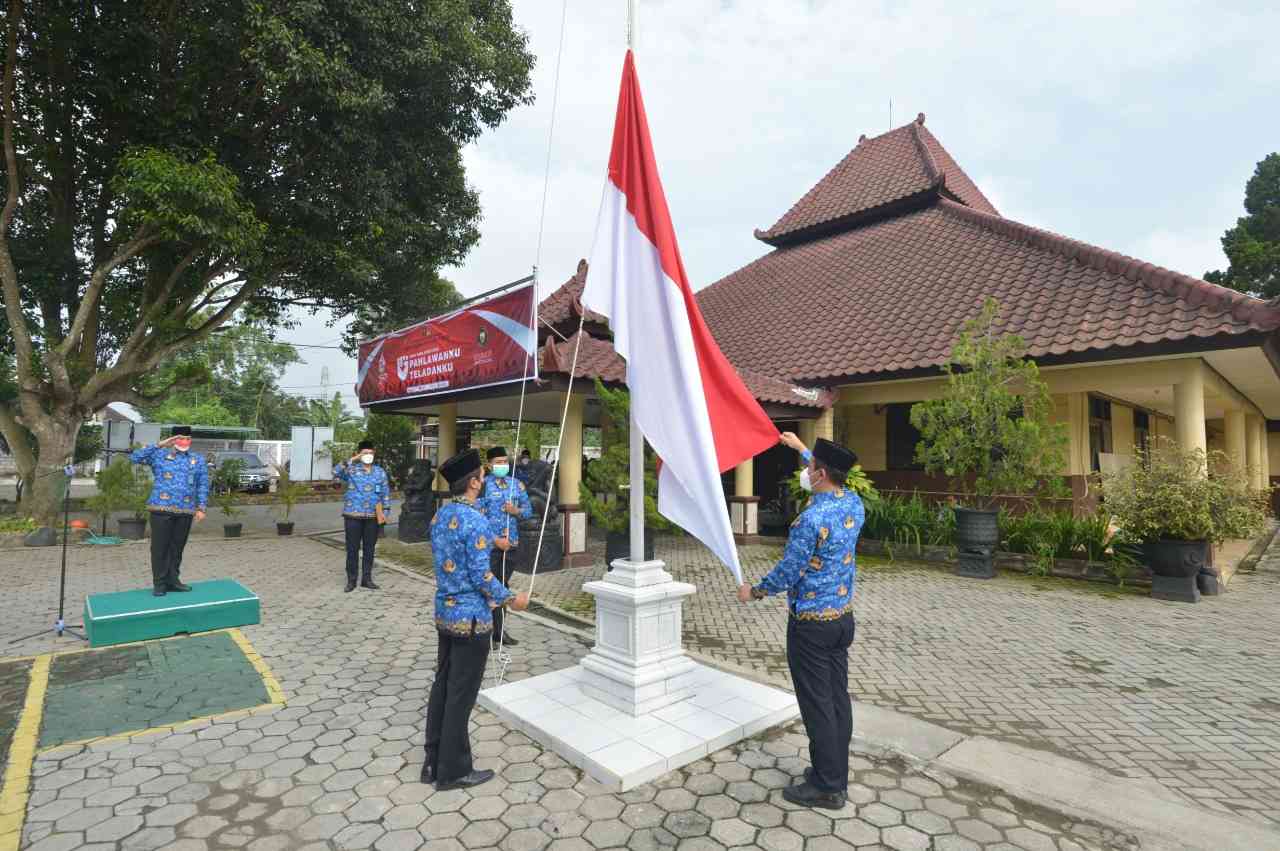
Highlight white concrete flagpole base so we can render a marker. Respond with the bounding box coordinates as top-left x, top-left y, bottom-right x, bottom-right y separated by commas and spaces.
577, 558, 698, 716
479, 555, 800, 791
